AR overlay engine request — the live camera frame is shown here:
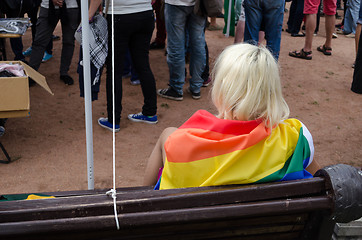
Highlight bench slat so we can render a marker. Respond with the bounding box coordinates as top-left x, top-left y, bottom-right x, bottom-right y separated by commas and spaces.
0, 178, 328, 223
0, 196, 332, 237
